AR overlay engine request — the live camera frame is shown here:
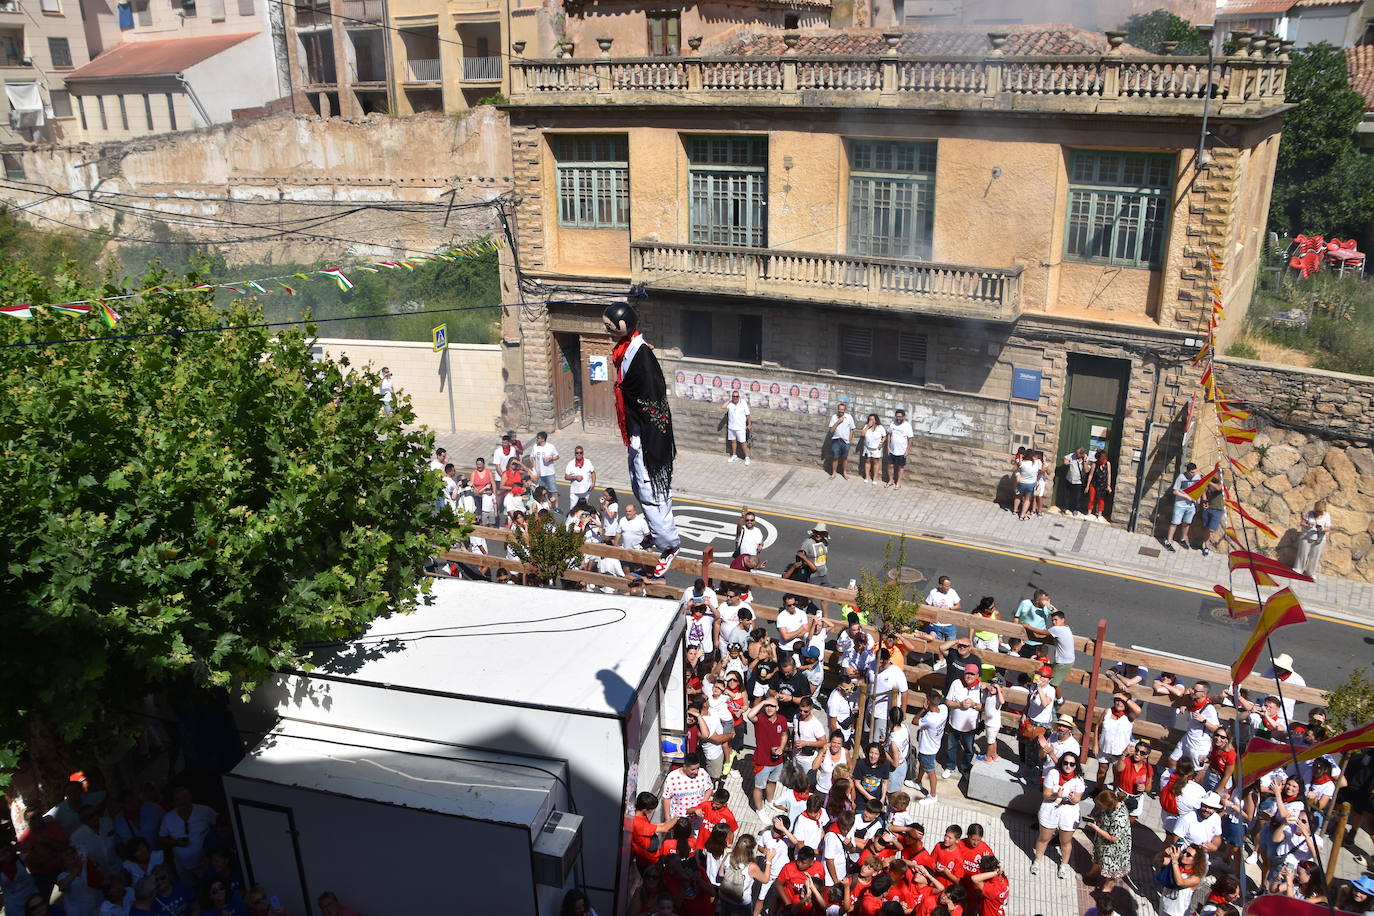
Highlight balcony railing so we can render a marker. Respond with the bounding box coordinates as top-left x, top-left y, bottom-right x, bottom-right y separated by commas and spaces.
462, 55, 501, 82
0, 0, 20, 13
511, 46, 1291, 116
630, 241, 1024, 321
406, 58, 441, 82
340, 0, 383, 24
